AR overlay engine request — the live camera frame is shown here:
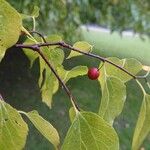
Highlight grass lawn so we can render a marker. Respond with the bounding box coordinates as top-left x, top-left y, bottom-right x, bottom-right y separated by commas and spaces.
0, 45, 150, 149
80, 26, 150, 66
